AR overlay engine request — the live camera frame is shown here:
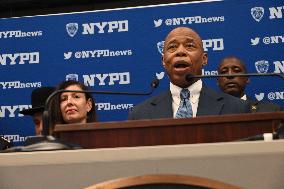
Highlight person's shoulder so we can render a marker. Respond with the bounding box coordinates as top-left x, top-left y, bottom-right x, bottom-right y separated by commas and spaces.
132, 90, 170, 109
128, 90, 171, 120
248, 98, 283, 112
202, 85, 246, 104
201, 85, 250, 113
